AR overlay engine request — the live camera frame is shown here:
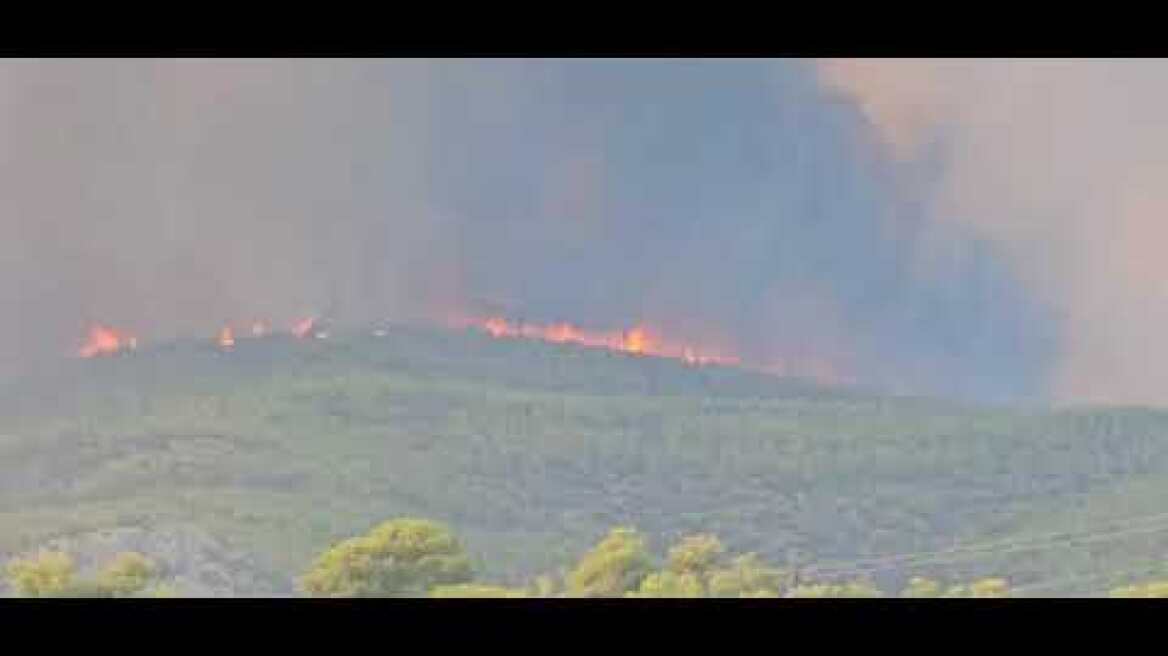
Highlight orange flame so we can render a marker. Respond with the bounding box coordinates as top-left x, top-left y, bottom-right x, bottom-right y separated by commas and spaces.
218, 326, 236, 349
291, 317, 316, 339
455, 315, 741, 368
450, 313, 855, 385
78, 324, 135, 358
621, 328, 648, 355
